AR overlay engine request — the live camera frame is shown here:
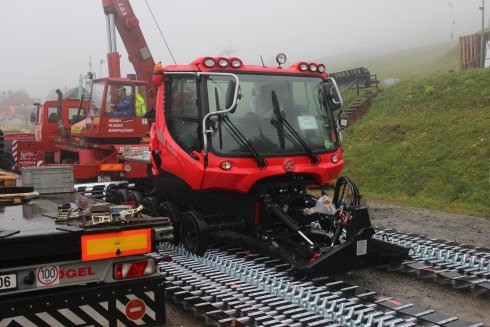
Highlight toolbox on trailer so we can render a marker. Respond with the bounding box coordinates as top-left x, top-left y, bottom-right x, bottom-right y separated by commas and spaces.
21, 166, 75, 194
